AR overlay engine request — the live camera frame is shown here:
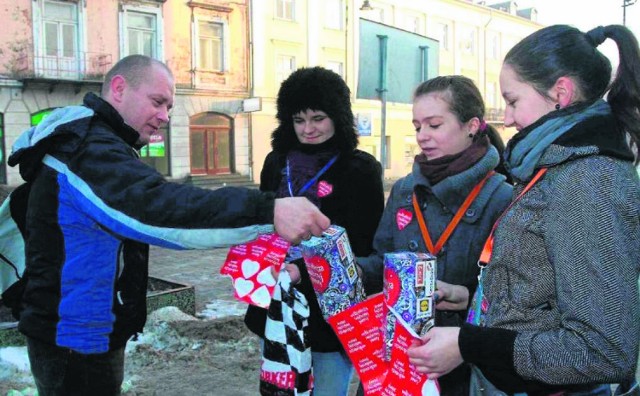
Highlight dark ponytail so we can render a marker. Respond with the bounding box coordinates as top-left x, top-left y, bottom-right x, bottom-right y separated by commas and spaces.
601, 25, 640, 163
